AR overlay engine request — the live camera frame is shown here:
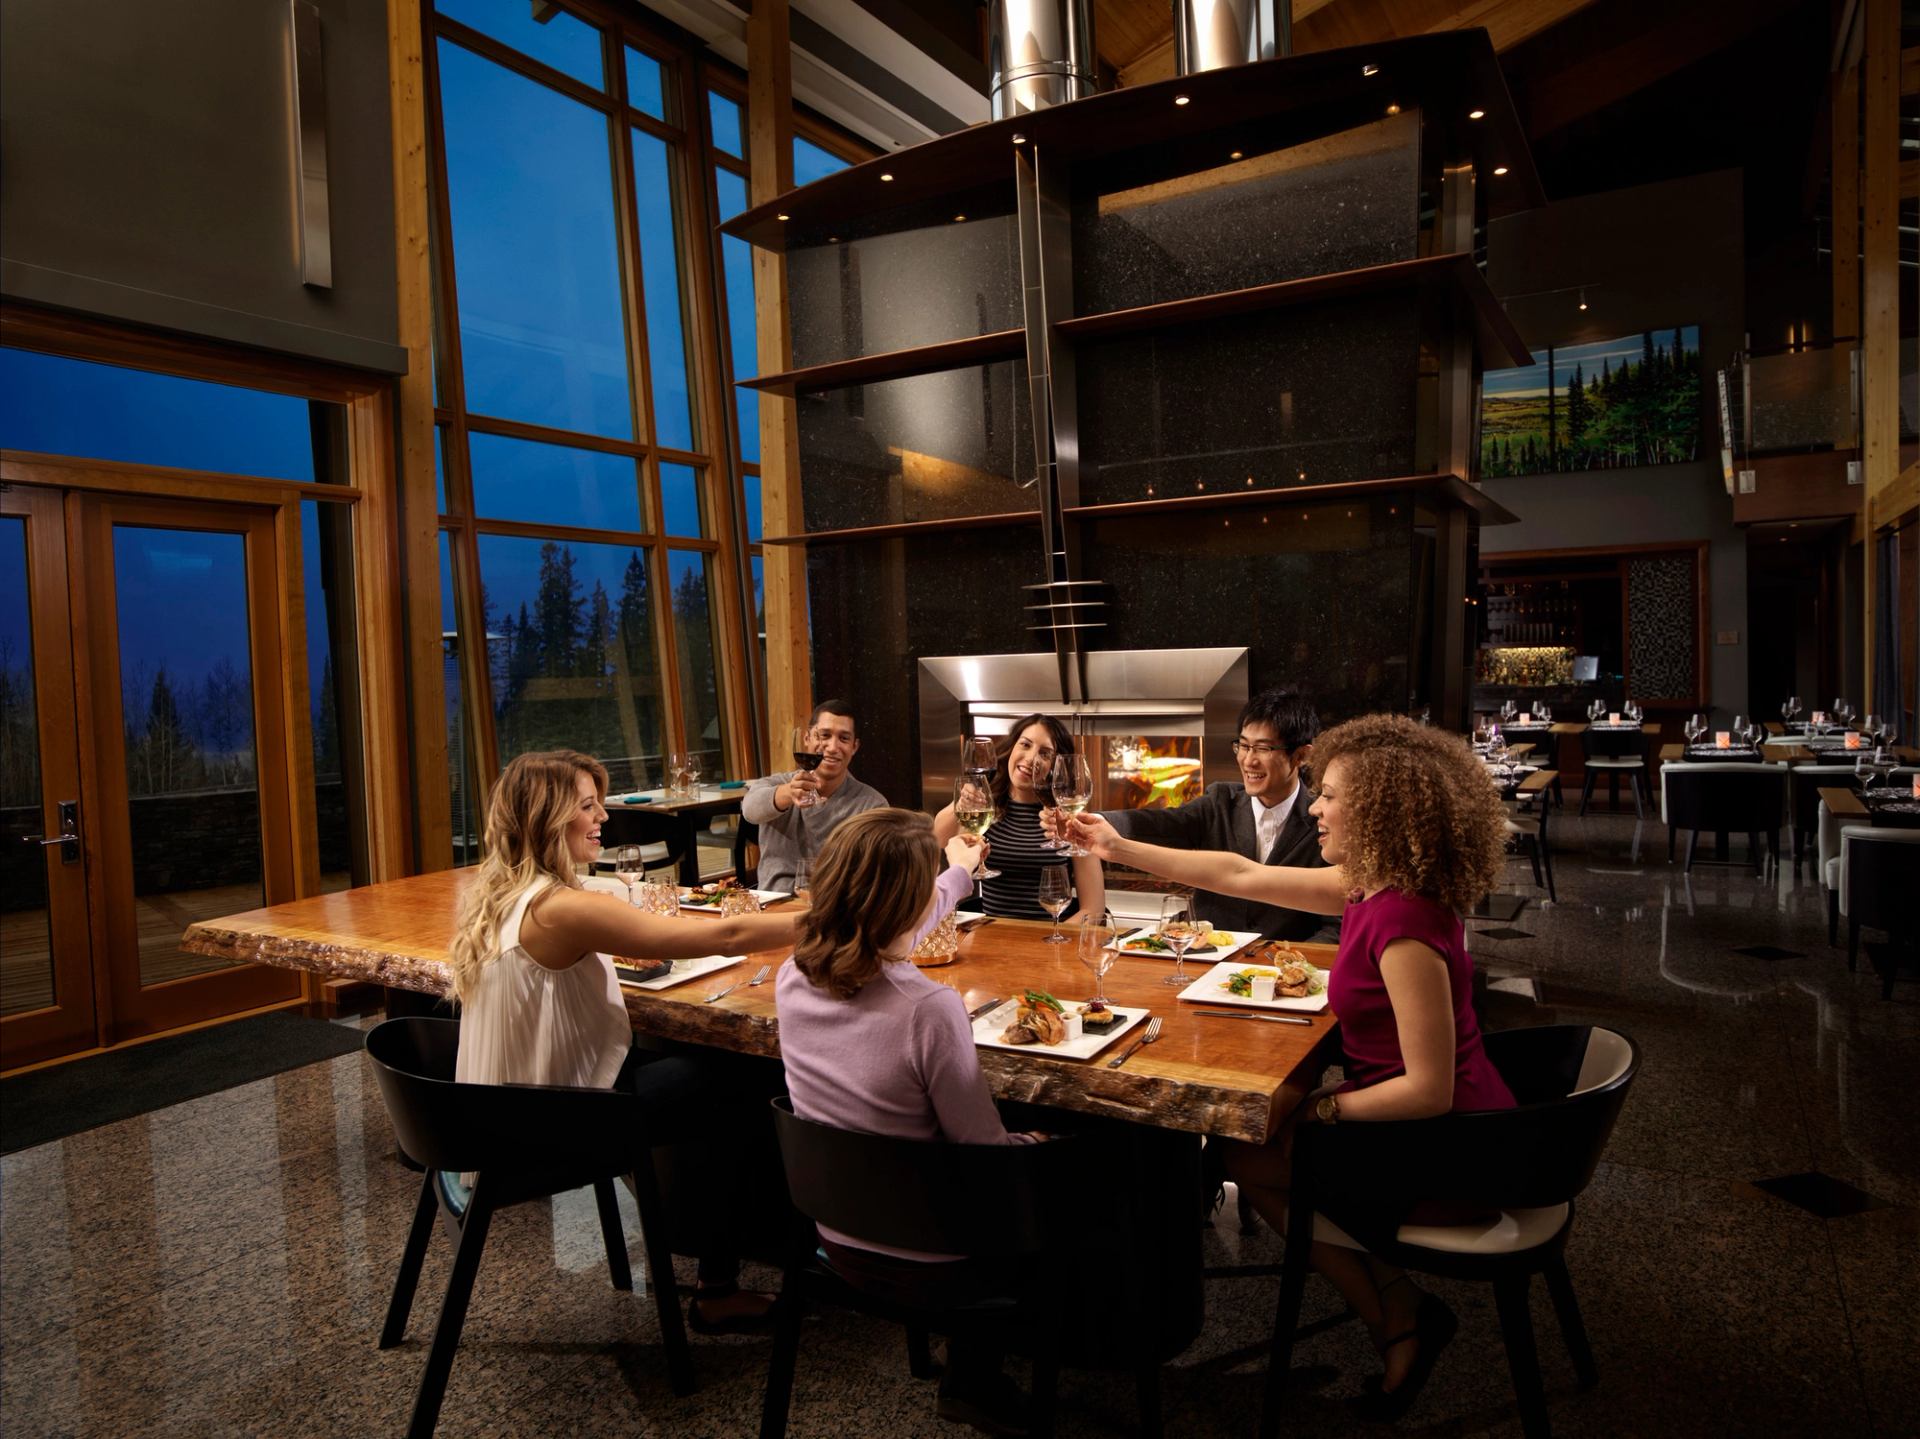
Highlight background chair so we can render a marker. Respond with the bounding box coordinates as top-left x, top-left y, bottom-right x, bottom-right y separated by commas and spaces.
1658, 762, 1786, 873
760, 1099, 1163, 1439
1578, 728, 1648, 817
365, 1017, 693, 1439
1788, 764, 1863, 875
1261, 1025, 1638, 1439
1836, 826, 1920, 998
1504, 802, 1556, 902
732, 815, 760, 887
